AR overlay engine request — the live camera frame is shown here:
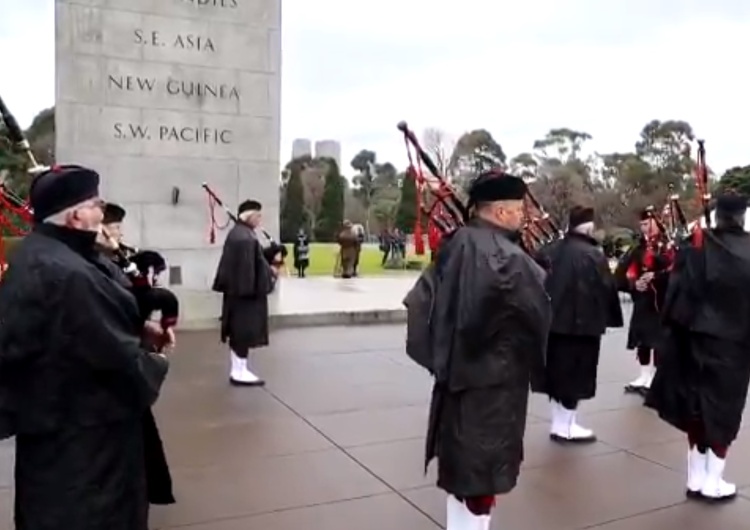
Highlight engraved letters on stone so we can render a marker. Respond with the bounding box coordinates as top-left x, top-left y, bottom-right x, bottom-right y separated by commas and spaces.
55, 0, 281, 283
